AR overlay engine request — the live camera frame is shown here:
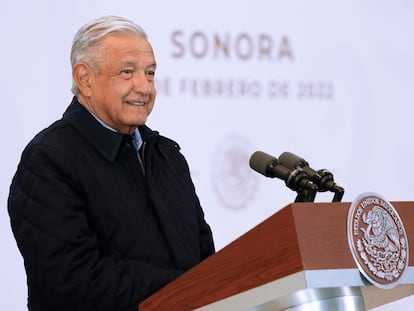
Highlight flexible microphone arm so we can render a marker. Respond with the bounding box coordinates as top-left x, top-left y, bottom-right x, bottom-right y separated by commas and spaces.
284, 167, 318, 202
279, 151, 345, 202
317, 169, 344, 202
